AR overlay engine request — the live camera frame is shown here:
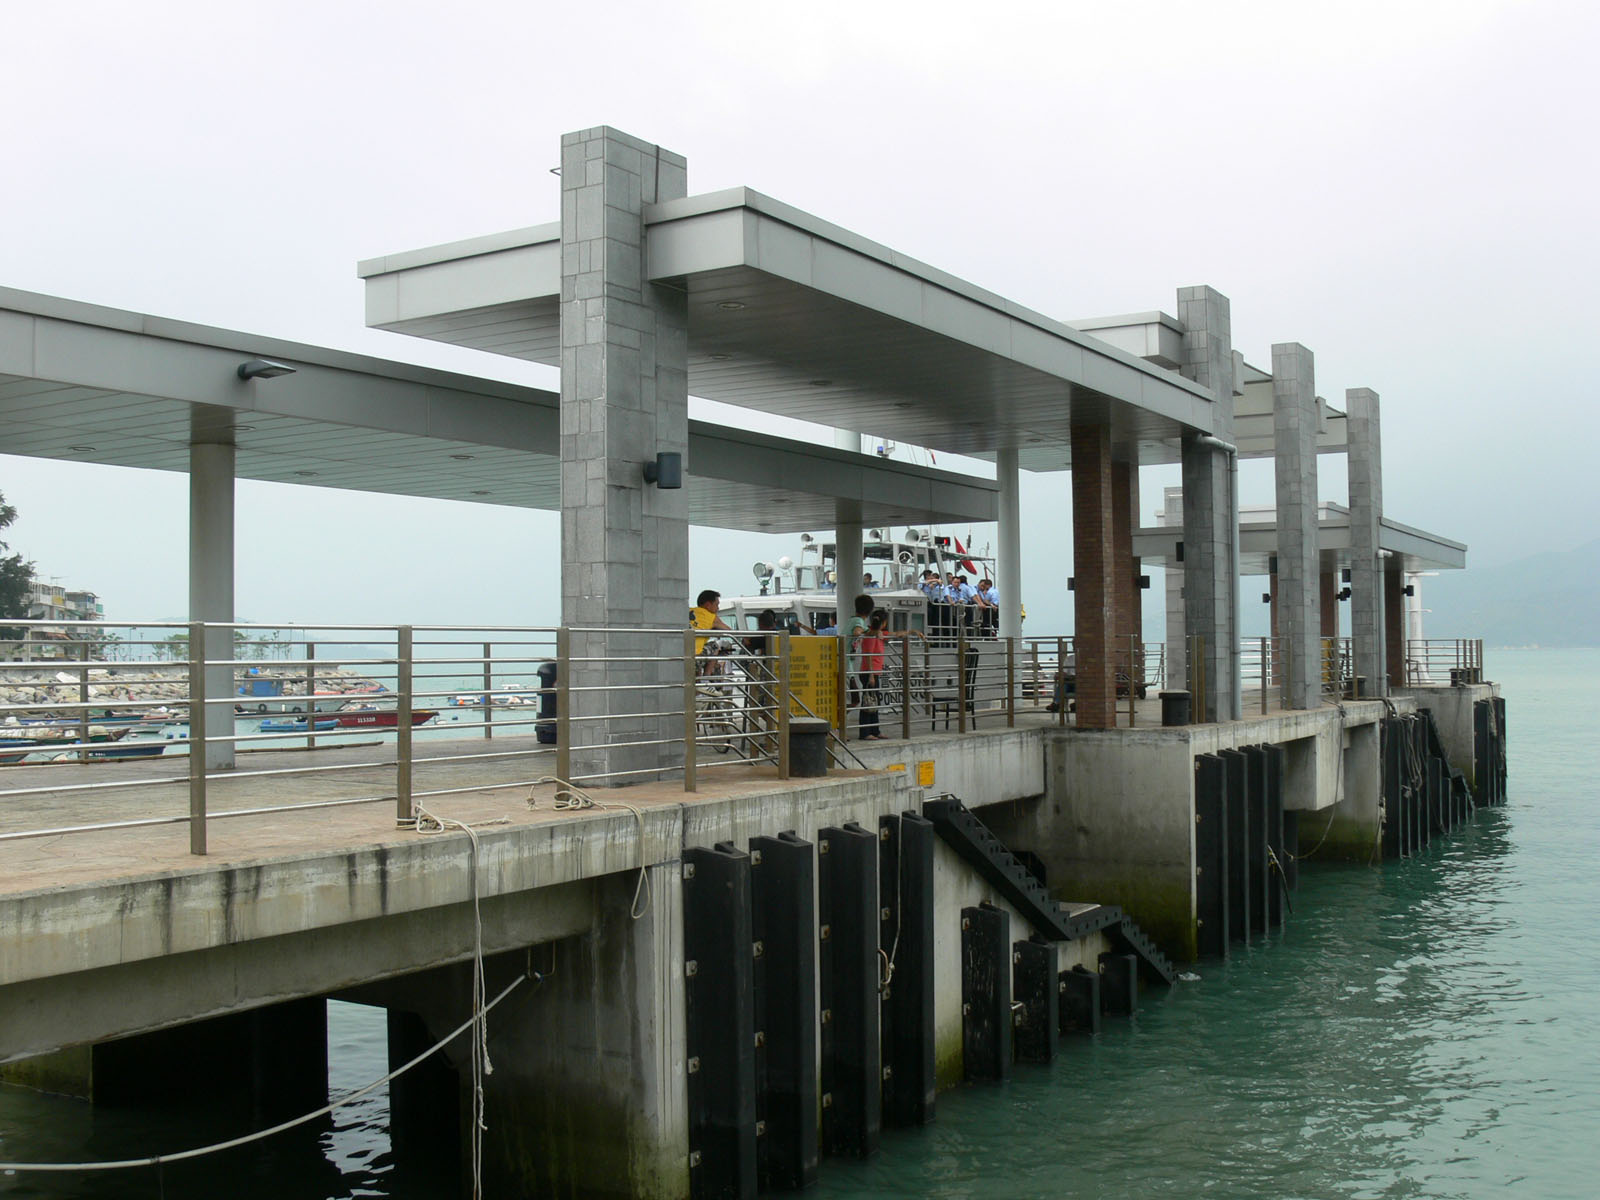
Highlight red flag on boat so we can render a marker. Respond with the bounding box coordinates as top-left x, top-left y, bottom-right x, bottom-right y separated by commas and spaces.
953, 536, 978, 575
